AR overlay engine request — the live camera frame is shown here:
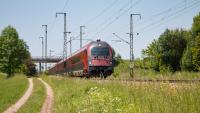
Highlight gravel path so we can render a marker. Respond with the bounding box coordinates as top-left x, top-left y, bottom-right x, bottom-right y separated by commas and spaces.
38, 78, 54, 113
3, 78, 33, 113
